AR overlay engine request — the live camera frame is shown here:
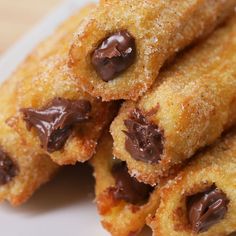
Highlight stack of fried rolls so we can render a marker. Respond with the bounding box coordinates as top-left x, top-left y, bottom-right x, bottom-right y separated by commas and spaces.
0, 5, 116, 205
0, 1, 235, 236
148, 129, 236, 236
9, 5, 117, 166
92, 130, 236, 236
91, 131, 182, 236
69, 0, 236, 101
111, 15, 236, 185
